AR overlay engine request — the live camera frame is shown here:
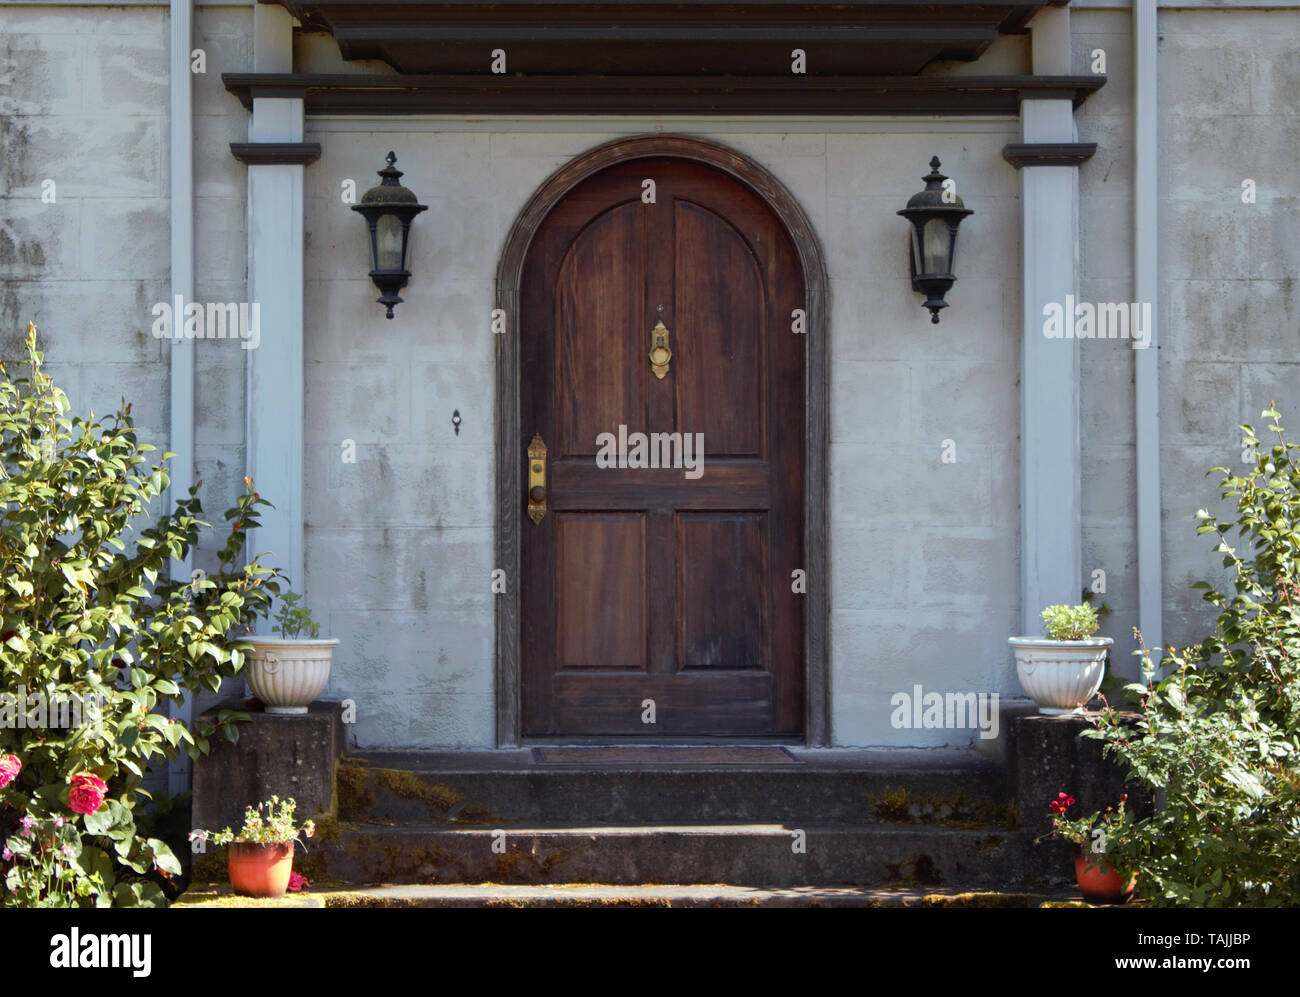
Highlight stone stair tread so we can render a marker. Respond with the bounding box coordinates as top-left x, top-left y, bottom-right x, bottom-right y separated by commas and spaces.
176, 883, 1076, 908
348, 747, 1006, 773
336, 750, 1016, 826
339, 820, 1012, 834
305, 819, 1034, 888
